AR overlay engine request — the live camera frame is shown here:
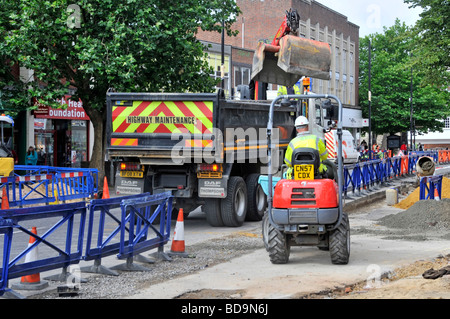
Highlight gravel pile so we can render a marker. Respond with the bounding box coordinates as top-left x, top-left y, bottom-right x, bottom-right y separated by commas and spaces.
379, 198, 450, 231
31, 230, 264, 299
